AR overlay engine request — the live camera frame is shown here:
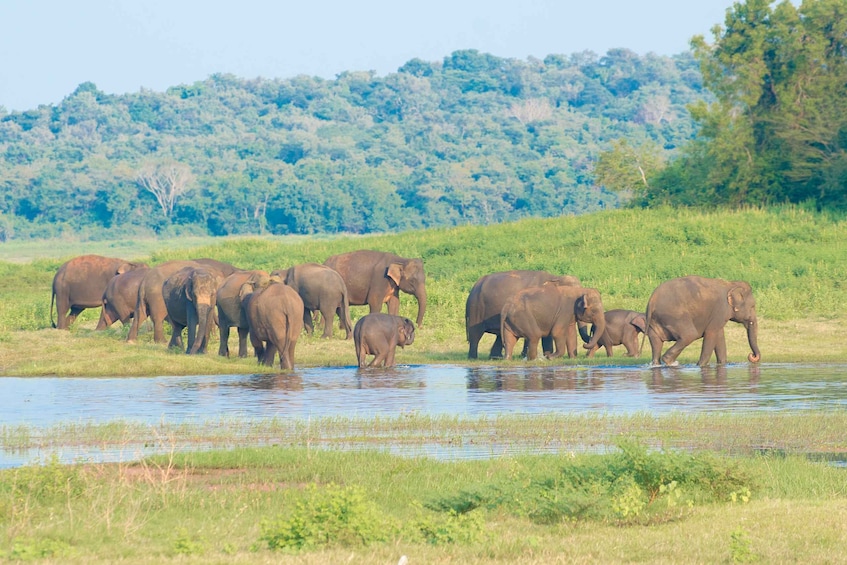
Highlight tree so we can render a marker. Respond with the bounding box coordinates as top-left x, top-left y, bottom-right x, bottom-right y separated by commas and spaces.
594, 139, 664, 198
136, 161, 194, 219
